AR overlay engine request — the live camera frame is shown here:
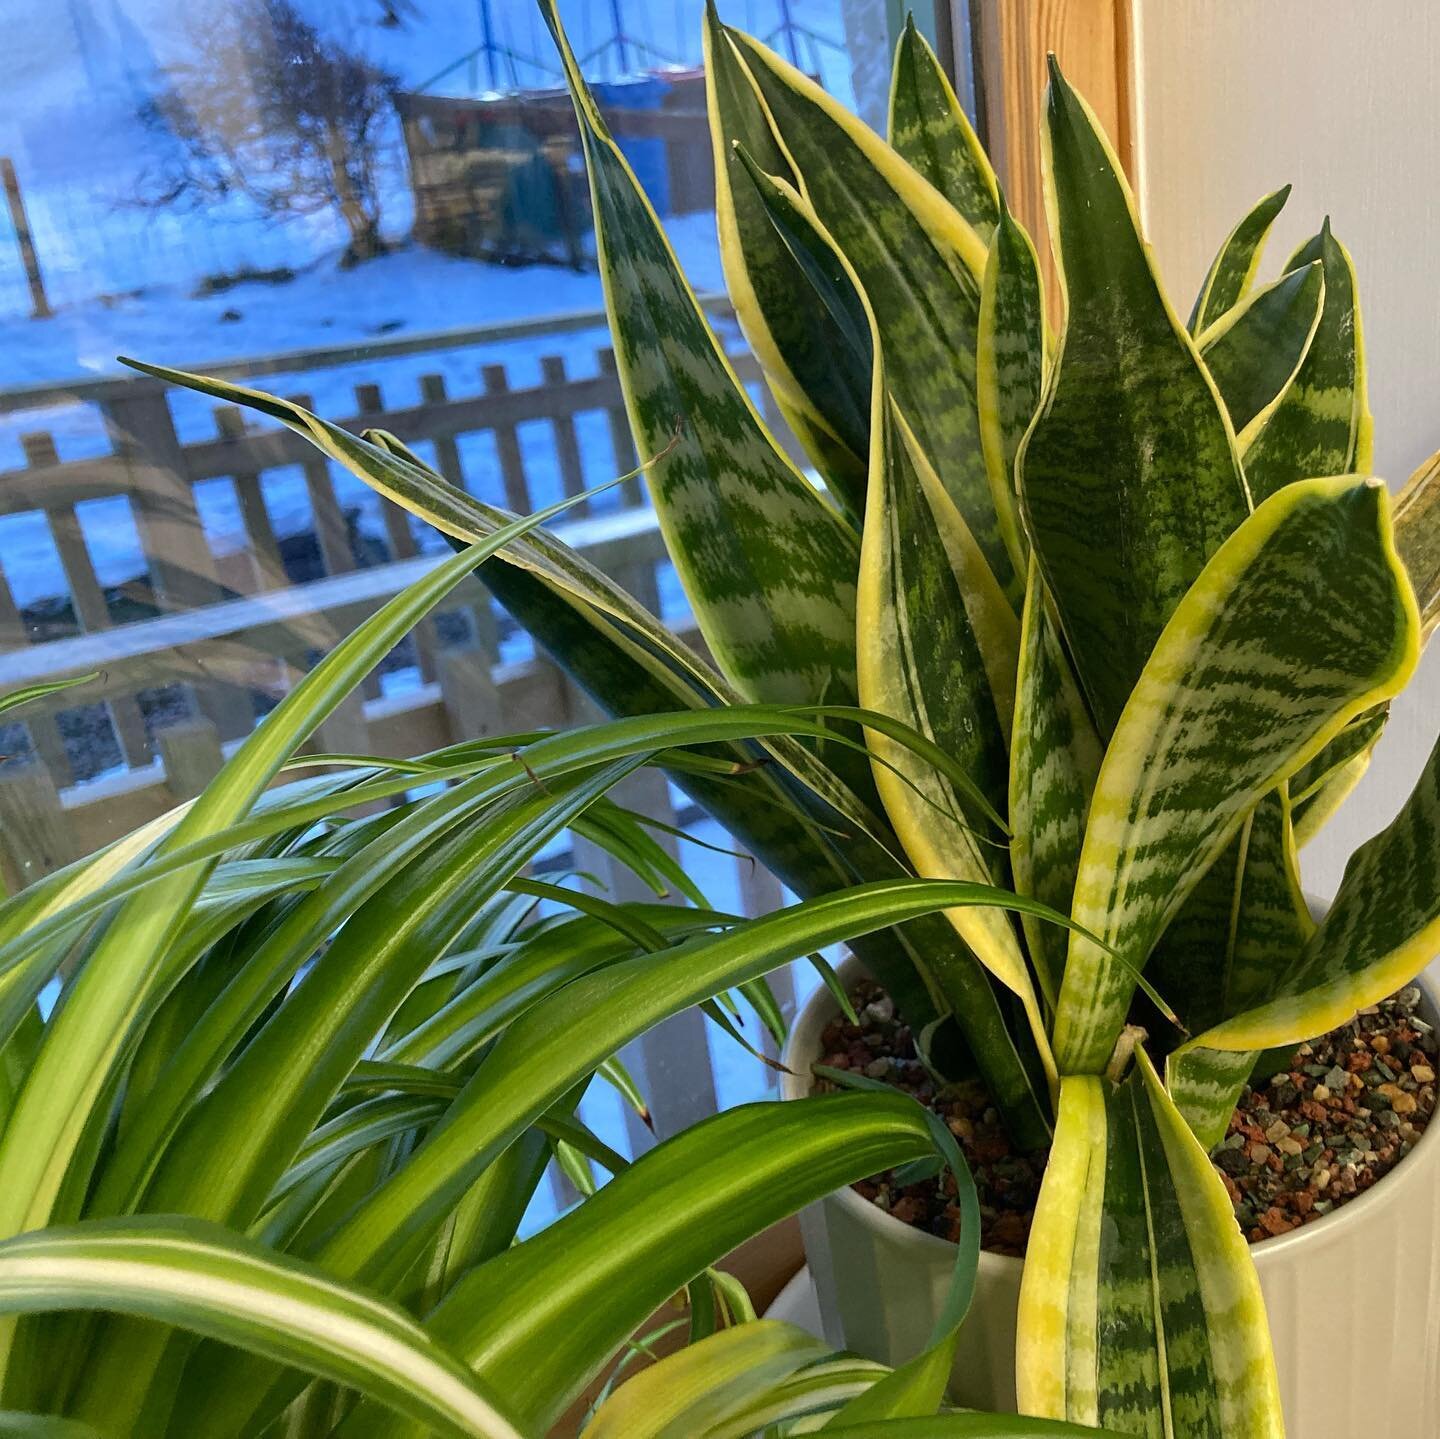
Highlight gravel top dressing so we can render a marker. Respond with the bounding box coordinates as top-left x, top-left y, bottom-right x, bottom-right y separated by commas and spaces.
812, 980, 1438, 1257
